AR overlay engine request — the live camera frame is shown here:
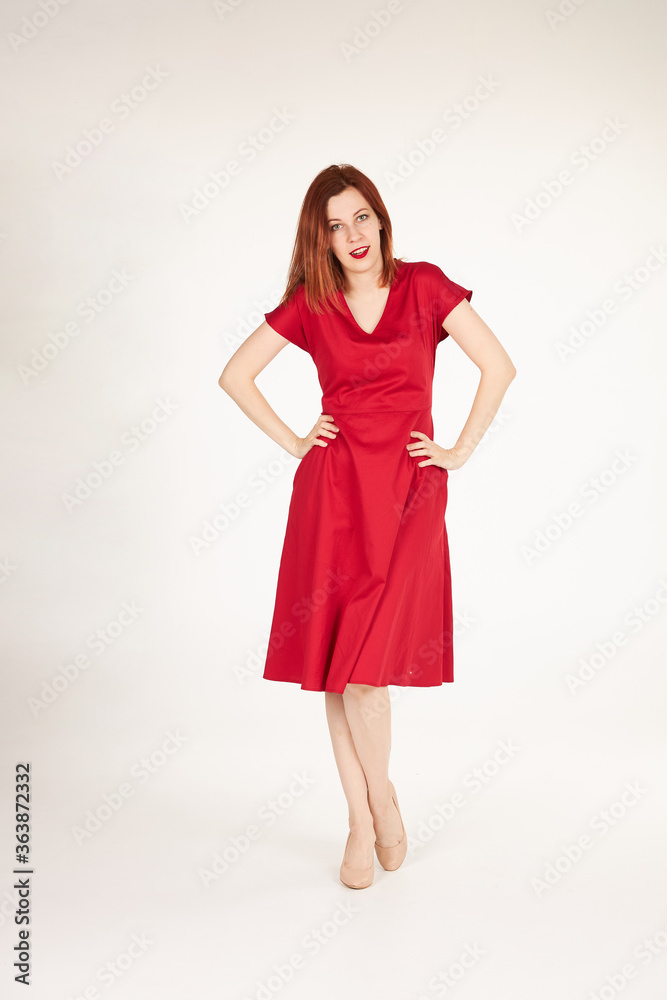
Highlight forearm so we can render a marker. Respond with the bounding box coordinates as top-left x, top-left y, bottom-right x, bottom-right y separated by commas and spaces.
220, 375, 300, 457
452, 364, 516, 462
